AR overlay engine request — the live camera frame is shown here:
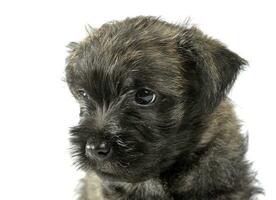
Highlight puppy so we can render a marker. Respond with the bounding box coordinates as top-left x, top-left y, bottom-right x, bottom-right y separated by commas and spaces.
66, 16, 262, 200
